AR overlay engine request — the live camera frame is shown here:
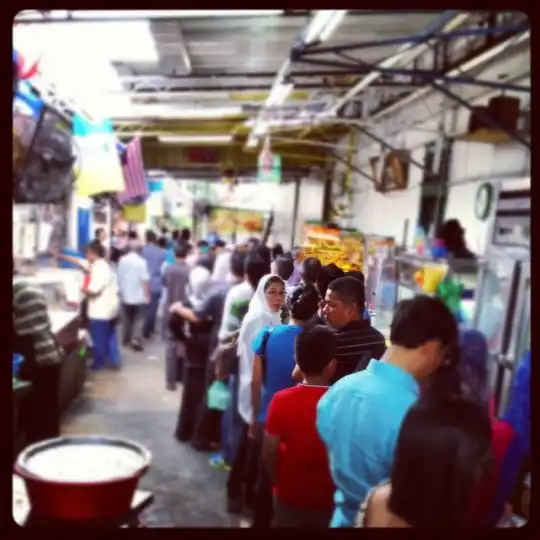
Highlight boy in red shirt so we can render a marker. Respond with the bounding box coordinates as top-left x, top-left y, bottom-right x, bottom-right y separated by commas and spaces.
263, 325, 336, 528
